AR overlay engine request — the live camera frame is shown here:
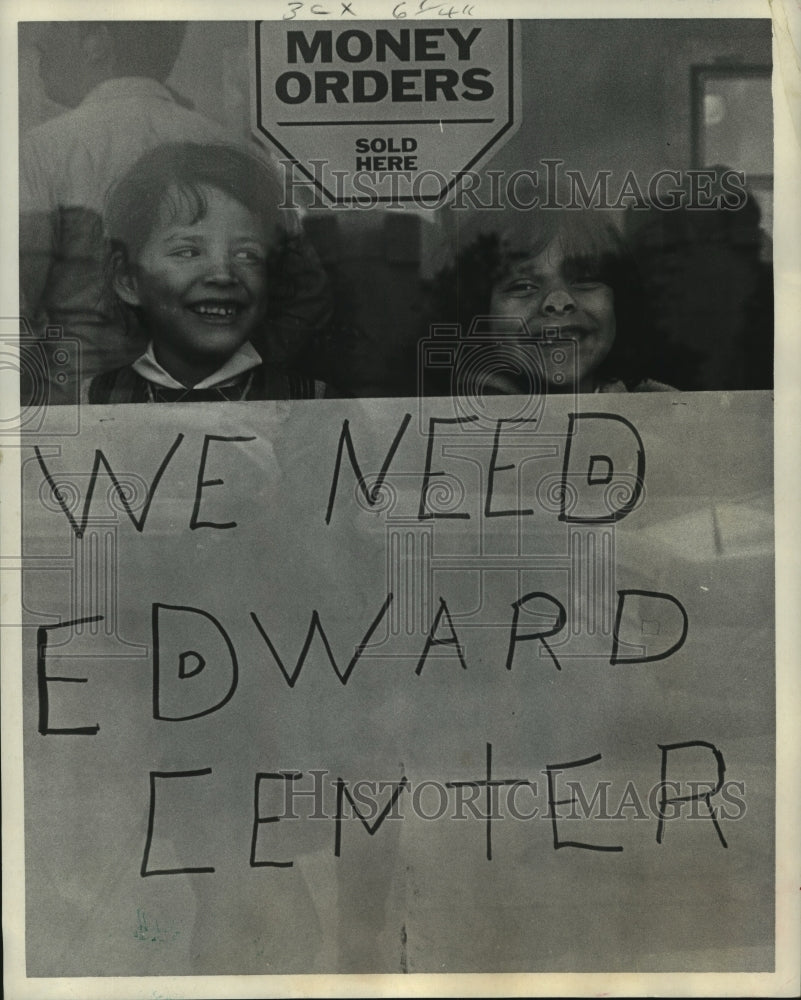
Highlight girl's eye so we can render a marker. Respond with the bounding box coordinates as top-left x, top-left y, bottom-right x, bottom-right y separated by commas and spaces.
235, 248, 265, 263
500, 279, 539, 295
169, 246, 199, 259
570, 271, 606, 289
